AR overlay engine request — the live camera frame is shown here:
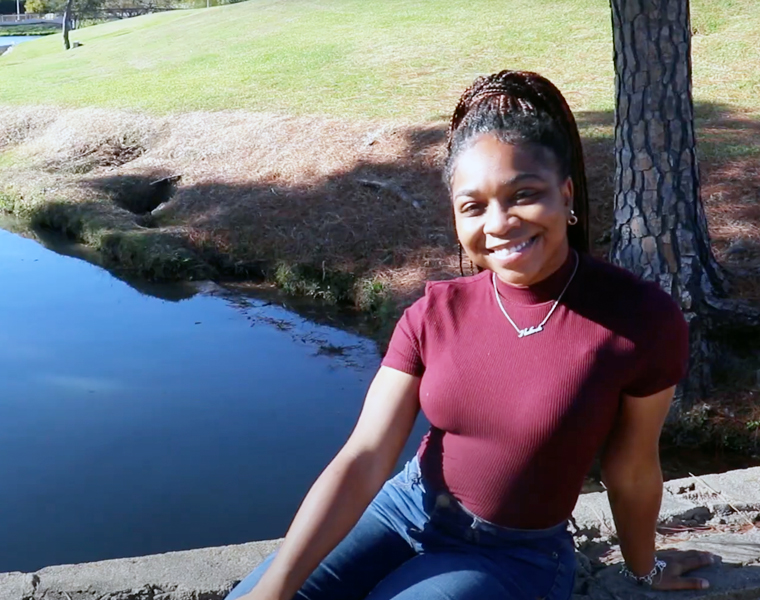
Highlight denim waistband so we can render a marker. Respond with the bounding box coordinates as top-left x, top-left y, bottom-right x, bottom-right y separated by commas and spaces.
406, 454, 569, 543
